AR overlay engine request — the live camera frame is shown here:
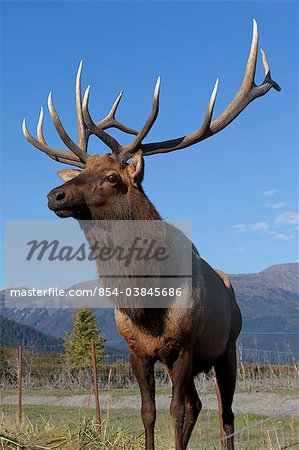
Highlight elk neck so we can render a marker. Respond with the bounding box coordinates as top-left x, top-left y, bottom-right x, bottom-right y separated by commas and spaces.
78, 189, 171, 333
